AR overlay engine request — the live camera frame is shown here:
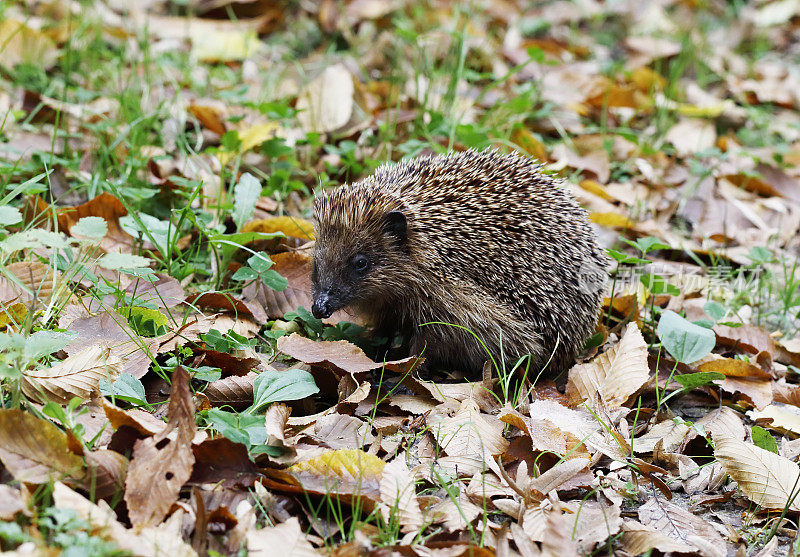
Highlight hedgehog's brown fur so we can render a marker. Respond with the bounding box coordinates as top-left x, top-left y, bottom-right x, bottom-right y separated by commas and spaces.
311, 150, 607, 376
